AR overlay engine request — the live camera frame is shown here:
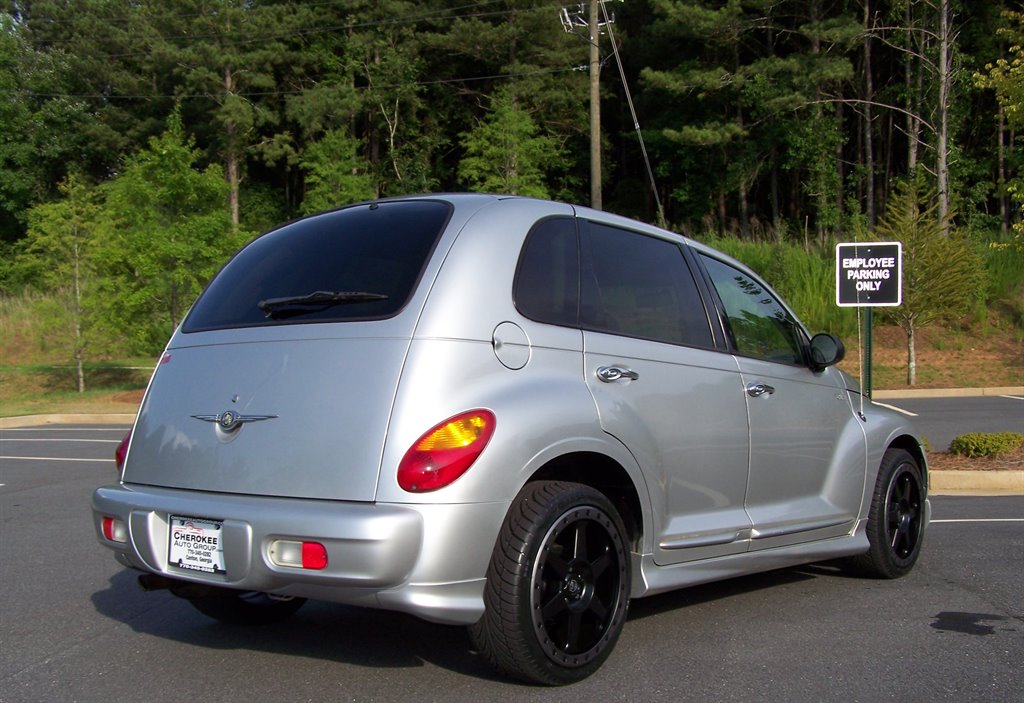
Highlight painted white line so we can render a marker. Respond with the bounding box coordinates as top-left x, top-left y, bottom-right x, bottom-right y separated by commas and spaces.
998, 395, 1023, 400
0, 438, 120, 443
0, 456, 112, 463
872, 401, 918, 417
931, 518, 1024, 523
0, 428, 128, 432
